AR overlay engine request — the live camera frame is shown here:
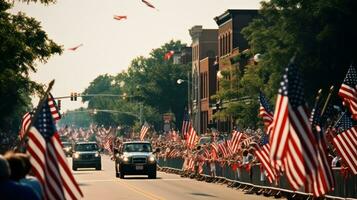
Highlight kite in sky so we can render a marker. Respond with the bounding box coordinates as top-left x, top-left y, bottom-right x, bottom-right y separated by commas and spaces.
141, 0, 158, 10
67, 44, 83, 51
113, 15, 127, 21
